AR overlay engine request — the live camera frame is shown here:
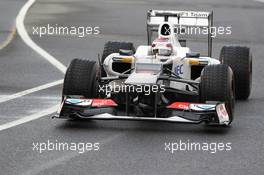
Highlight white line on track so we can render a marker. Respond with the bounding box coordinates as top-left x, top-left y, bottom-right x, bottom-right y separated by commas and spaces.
0, 79, 63, 104
0, 24, 17, 50
0, 105, 59, 131
16, 0, 67, 74
0, 0, 67, 131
